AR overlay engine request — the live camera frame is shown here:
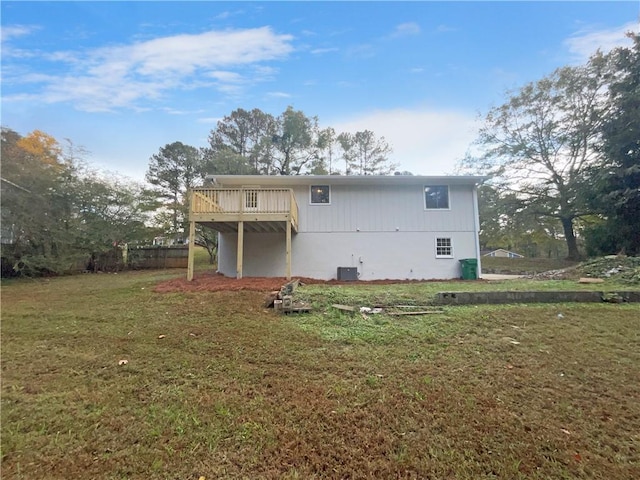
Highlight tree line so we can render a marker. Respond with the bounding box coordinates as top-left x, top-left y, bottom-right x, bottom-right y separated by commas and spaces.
1, 107, 396, 275
1, 128, 158, 276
